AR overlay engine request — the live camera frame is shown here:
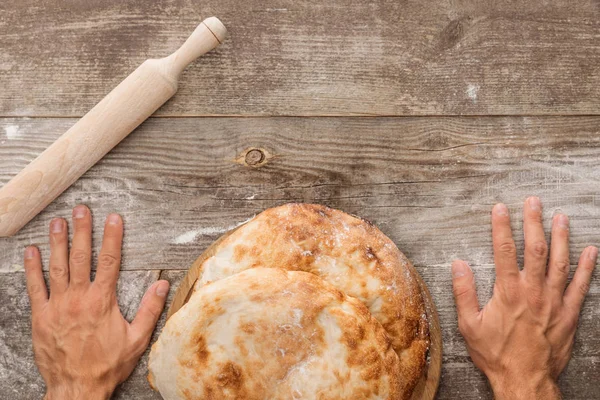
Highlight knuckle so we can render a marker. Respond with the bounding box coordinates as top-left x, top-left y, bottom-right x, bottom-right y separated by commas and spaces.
141, 299, 163, 321
50, 264, 68, 279
145, 305, 161, 320
497, 241, 517, 257
582, 262, 596, 273
99, 253, 120, 268
69, 249, 89, 265
577, 281, 591, 296
453, 284, 473, 300
529, 240, 548, 258
28, 283, 43, 296
554, 259, 571, 276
